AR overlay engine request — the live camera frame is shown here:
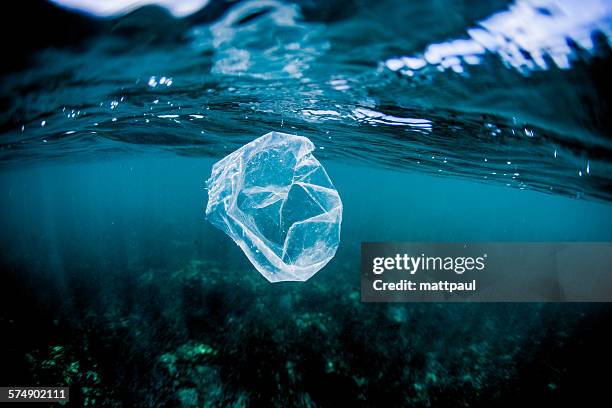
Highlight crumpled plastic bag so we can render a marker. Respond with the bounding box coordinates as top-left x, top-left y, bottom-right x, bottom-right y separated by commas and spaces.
205, 131, 342, 282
